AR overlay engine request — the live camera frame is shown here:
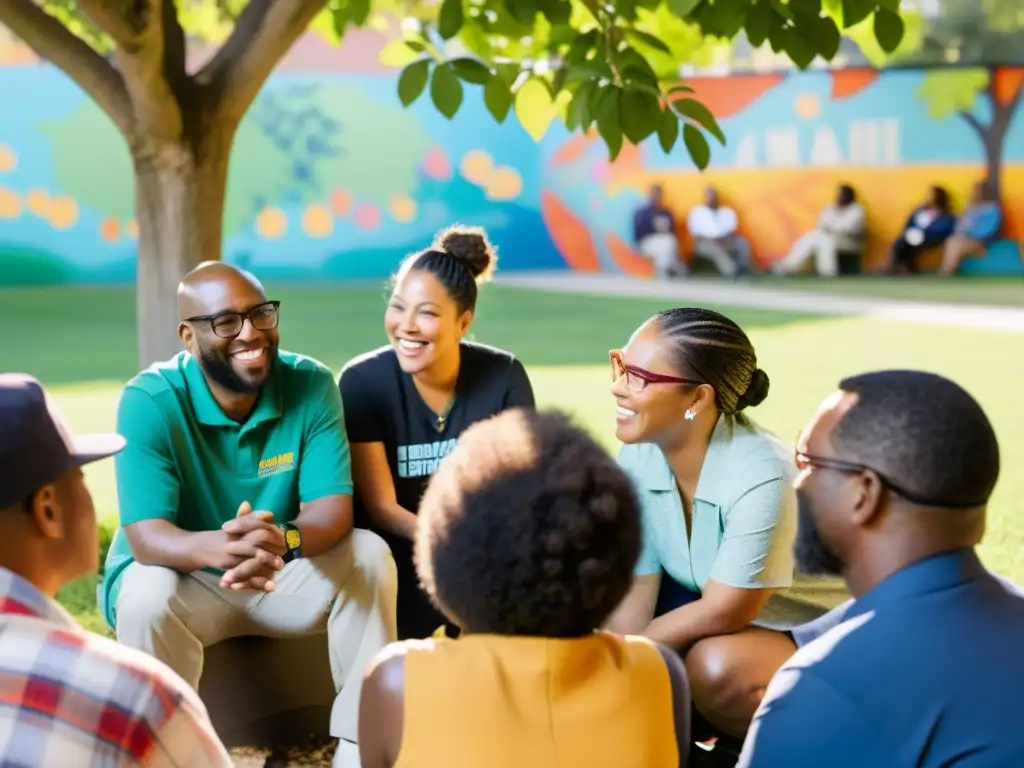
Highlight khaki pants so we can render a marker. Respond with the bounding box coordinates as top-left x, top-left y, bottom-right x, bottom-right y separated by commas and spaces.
115, 530, 397, 743
779, 229, 840, 277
